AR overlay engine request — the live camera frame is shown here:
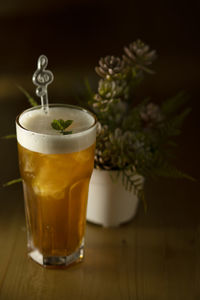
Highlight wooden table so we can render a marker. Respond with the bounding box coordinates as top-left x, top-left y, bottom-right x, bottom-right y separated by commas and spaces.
0, 178, 199, 300
0, 91, 199, 299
